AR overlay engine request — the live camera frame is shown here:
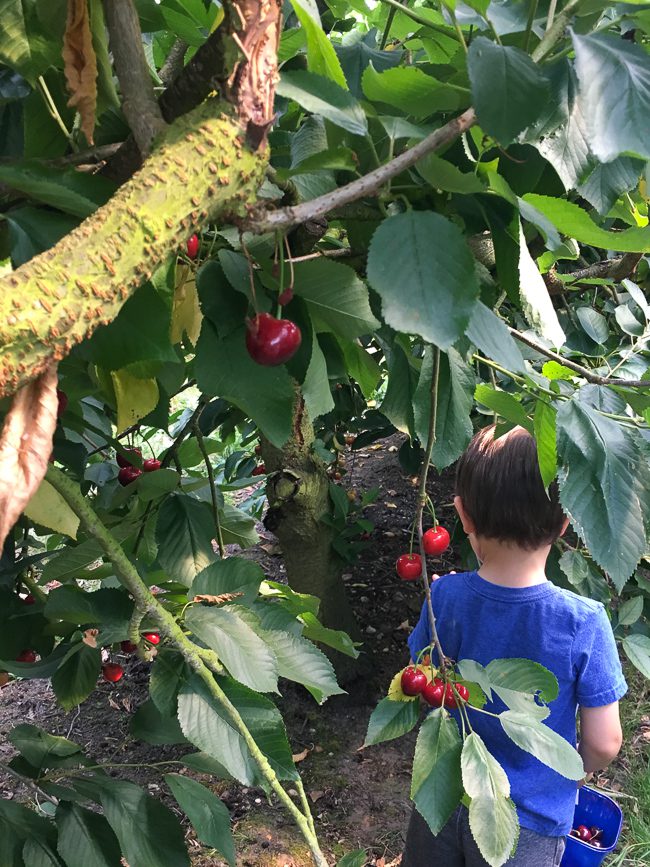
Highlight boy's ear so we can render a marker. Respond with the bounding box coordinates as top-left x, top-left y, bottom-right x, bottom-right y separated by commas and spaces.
454, 496, 476, 535
558, 516, 570, 537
